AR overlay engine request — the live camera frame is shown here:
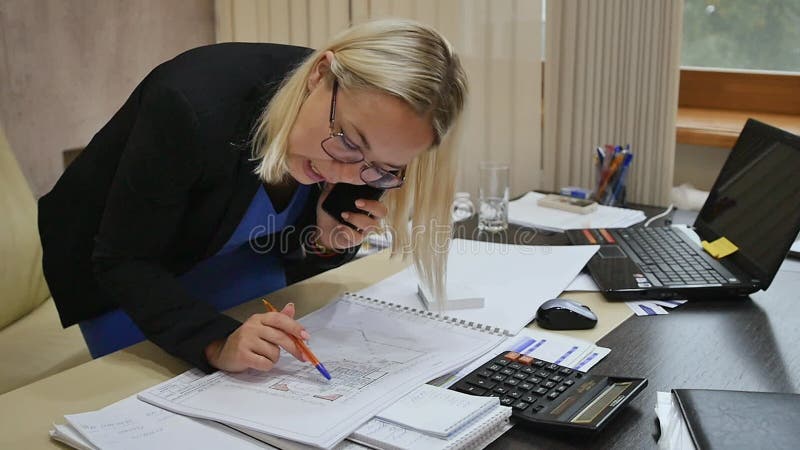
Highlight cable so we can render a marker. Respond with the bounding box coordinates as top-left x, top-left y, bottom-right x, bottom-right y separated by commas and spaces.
644, 204, 674, 227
